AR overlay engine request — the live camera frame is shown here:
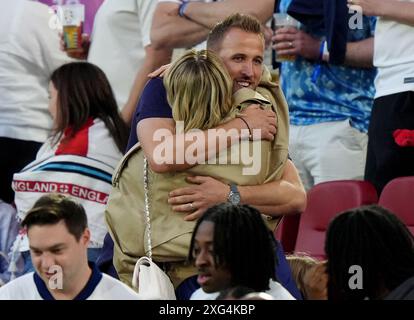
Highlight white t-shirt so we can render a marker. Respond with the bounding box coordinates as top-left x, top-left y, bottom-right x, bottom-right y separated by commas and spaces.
373, 0, 414, 98
0, 265, 140, 300
88, 0, 156, 109
190, 280, 296, 300
0, 0, 72, 143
